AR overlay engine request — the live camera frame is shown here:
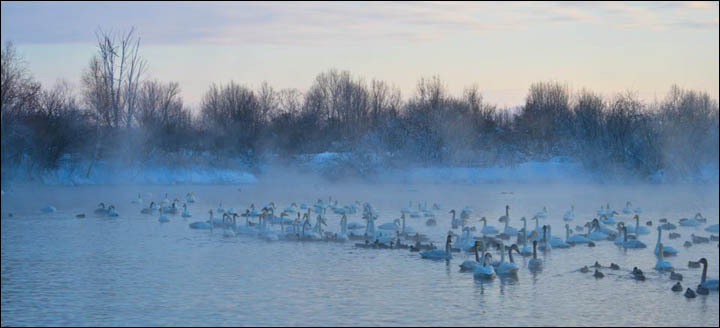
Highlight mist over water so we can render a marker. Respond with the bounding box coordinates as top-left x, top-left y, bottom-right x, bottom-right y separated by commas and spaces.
2, 176, 718, 326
